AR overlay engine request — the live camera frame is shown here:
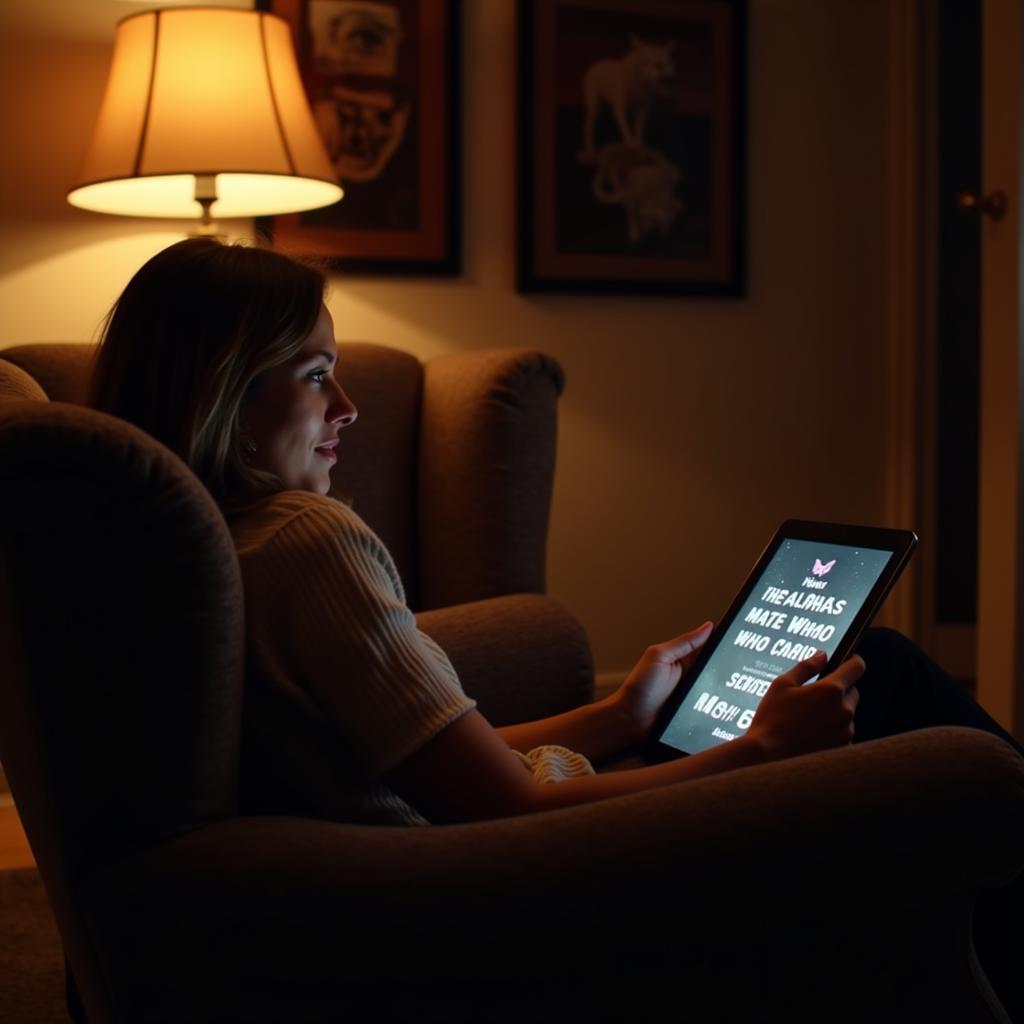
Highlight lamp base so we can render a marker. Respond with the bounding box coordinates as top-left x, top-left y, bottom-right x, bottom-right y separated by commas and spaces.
187, 222, 226, 241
